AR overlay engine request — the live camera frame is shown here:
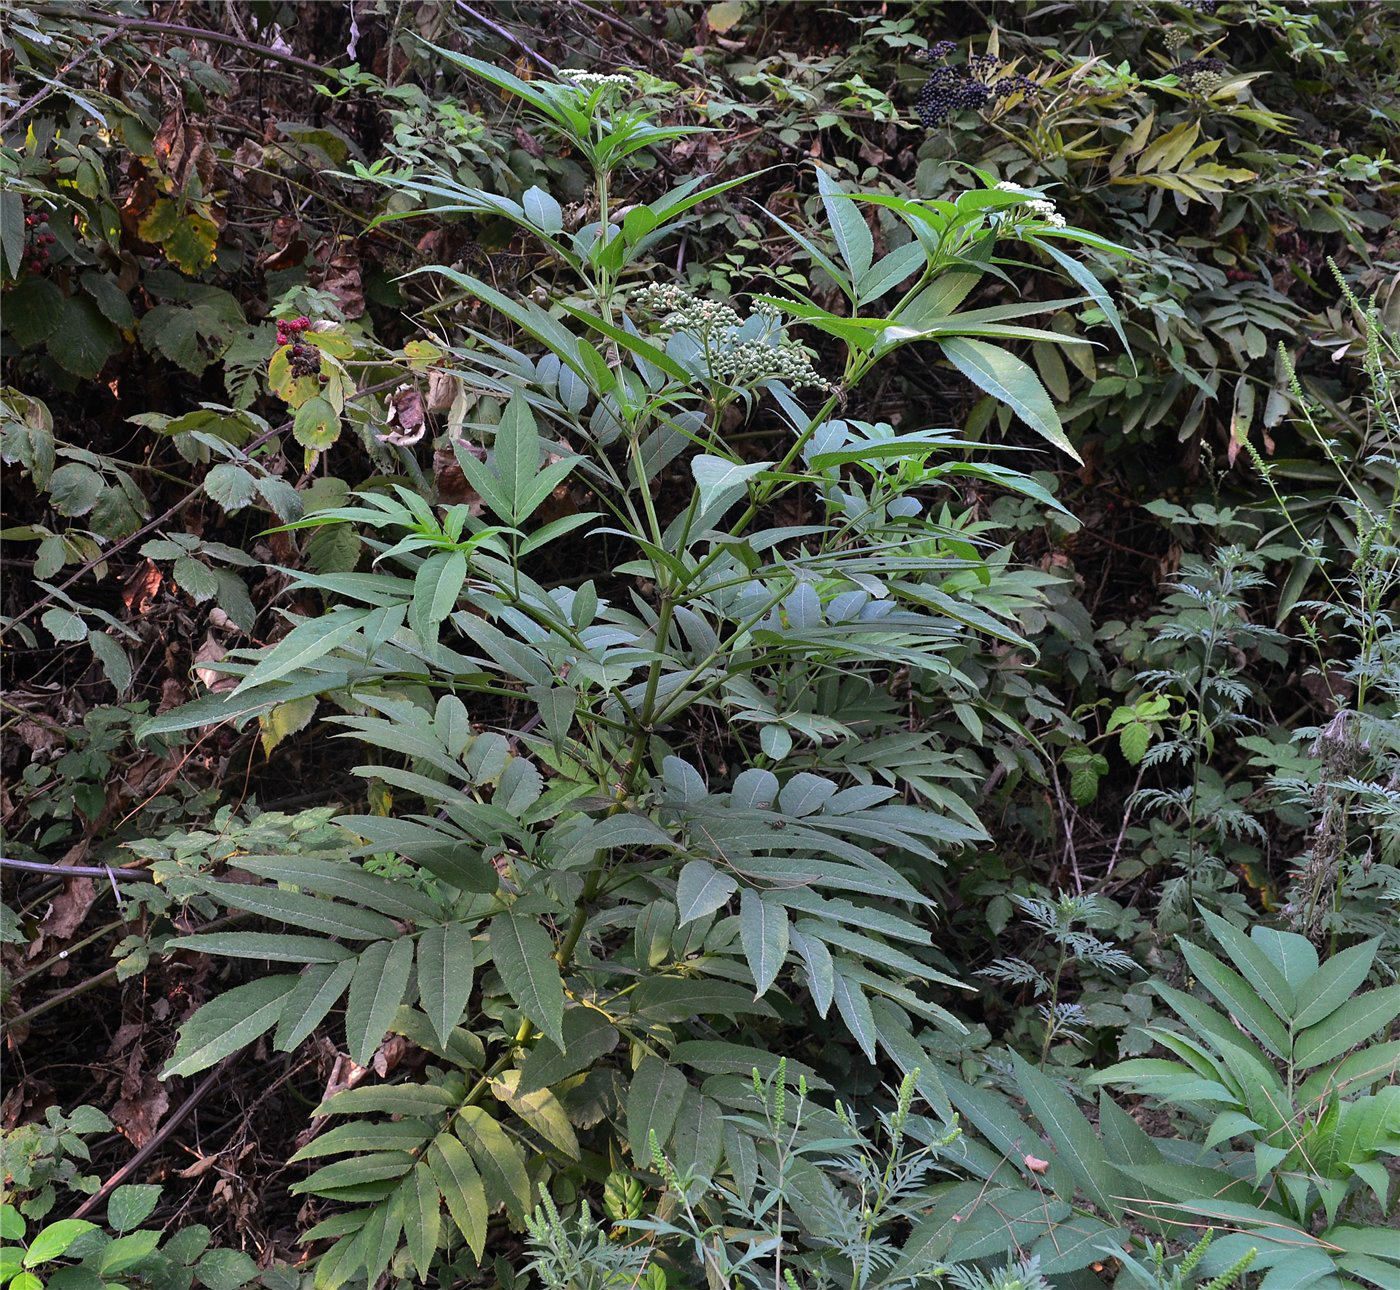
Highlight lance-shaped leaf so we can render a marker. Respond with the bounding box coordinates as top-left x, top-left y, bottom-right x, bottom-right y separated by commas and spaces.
165, 975, 298, 1077
941, 337, 1081, 463
677, 859, 737, 924
344, 938, 414, 1066
739, 888, 789, 996
417, 923, 476, 1048
489, 912, 565, 1048
691, 455, 771, 516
